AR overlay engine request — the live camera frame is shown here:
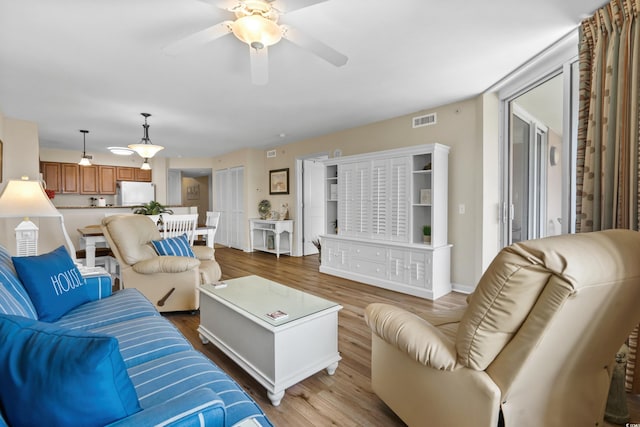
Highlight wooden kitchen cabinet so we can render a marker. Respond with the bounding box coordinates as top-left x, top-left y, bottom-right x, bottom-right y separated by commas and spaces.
60, 163, 79, 193
117, 166, 152, 182
116, 166, 135, 181
99, 165, 117, 194
40, 162, 61, 192
79, 165, 100, 194
42, 162, 150, 195
135, 168, 152, 182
